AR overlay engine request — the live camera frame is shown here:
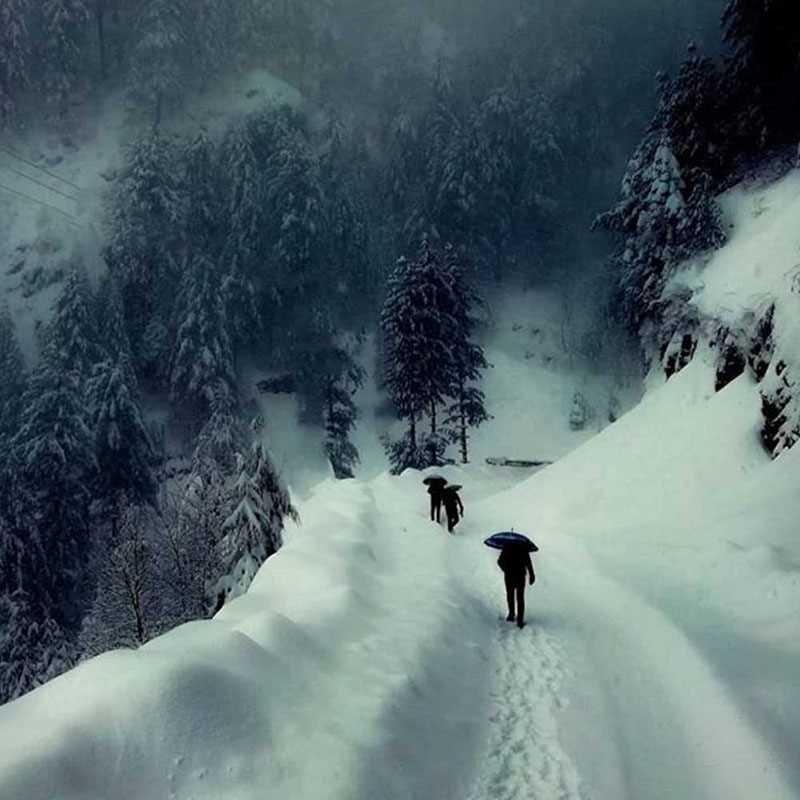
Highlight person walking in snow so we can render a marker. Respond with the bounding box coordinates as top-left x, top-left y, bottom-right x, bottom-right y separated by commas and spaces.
442, 485, 464, 533
424, 476, 448, 523
497, 544, 535, 629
